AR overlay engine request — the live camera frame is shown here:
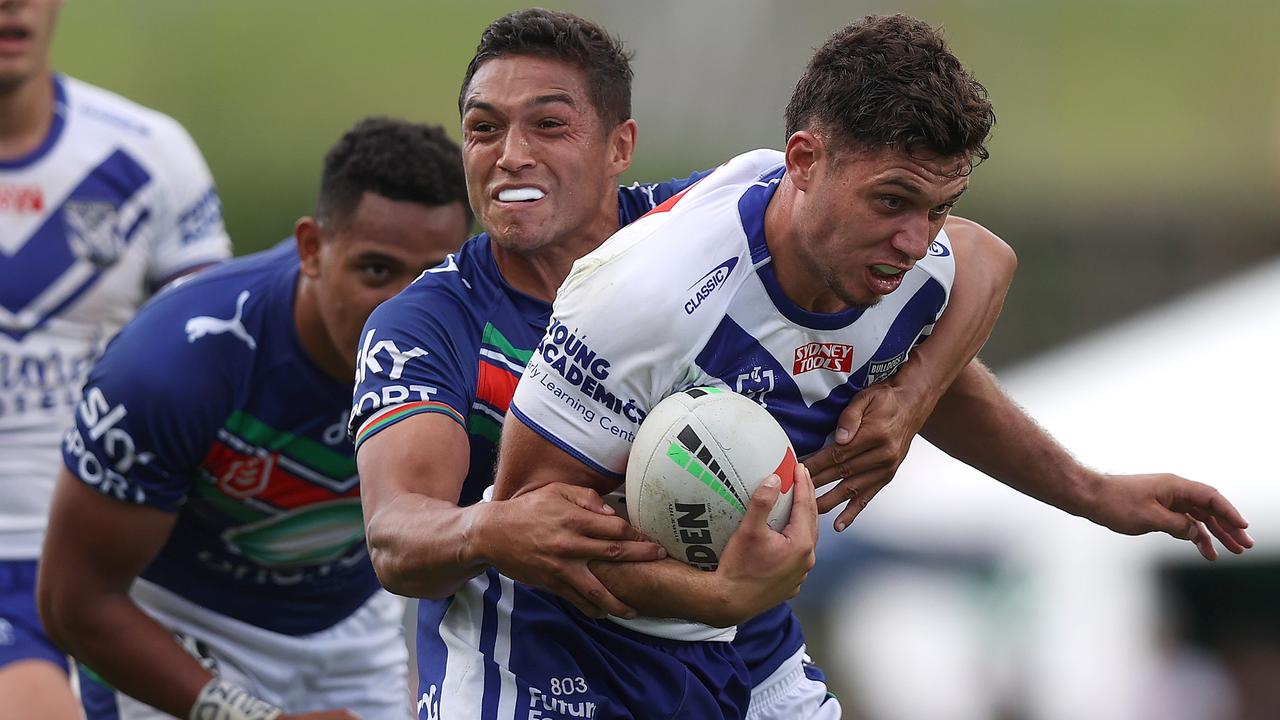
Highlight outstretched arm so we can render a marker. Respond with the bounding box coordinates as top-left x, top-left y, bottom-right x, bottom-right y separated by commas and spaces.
922, 361, 1253, 559
807, 216, 1017, 528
